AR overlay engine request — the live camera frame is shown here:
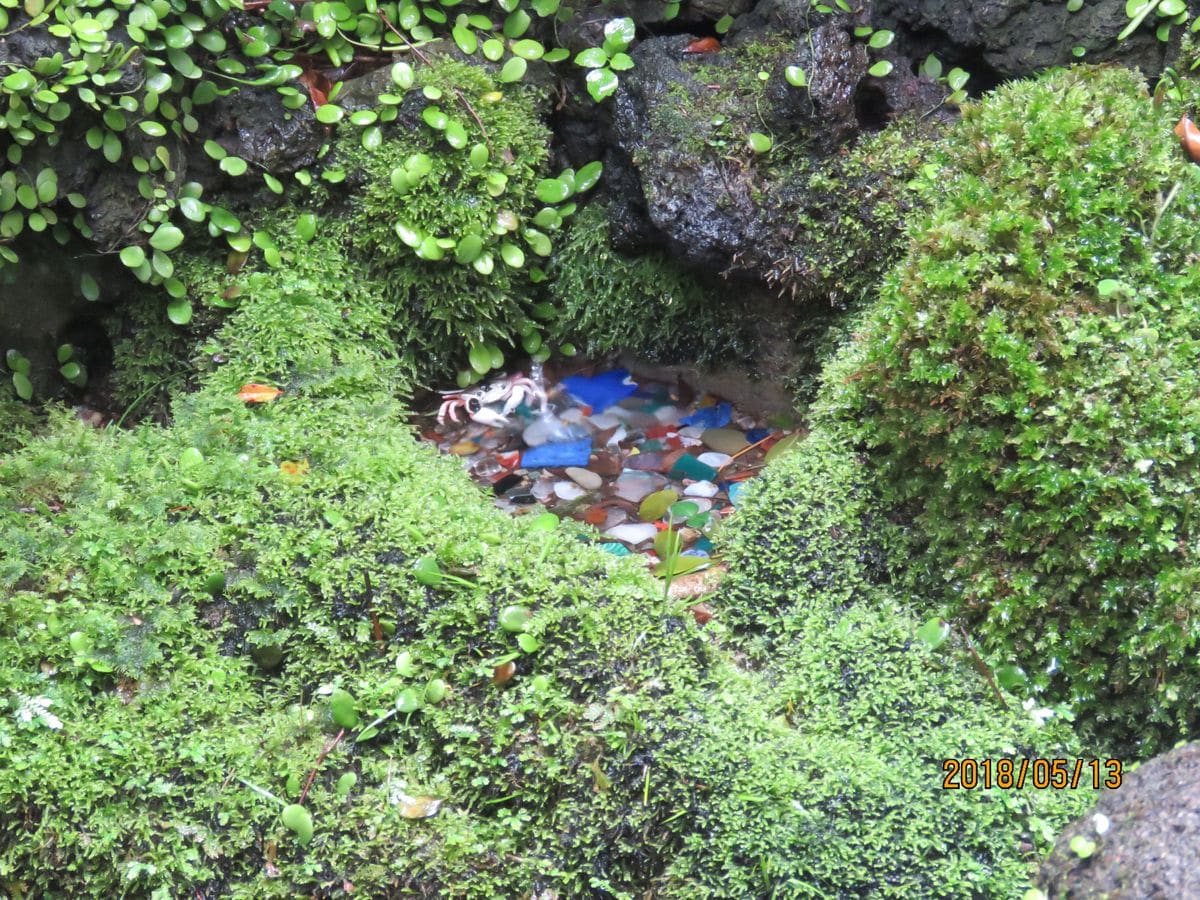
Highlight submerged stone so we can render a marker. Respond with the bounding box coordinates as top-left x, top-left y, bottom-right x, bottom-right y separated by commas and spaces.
701, 428, 749, 455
